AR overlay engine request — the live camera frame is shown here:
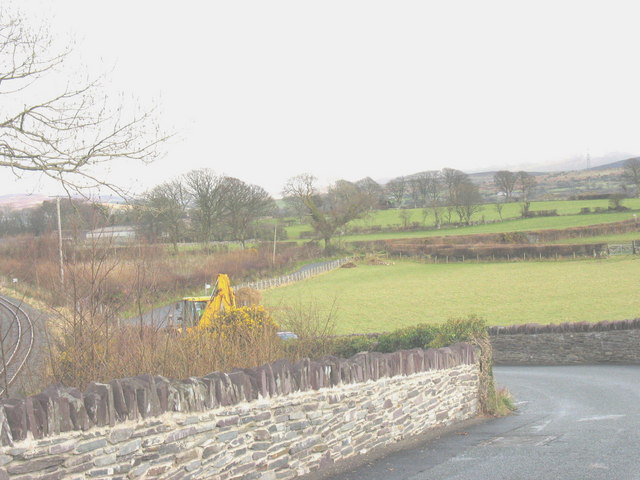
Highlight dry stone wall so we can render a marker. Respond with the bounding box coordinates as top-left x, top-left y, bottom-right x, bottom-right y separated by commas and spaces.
0, 344, 479, 480
490, 319, 640, 365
